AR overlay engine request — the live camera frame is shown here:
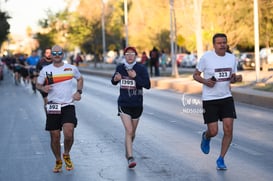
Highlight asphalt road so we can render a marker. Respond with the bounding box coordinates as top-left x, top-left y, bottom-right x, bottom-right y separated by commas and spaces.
0, 70, 273, 181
